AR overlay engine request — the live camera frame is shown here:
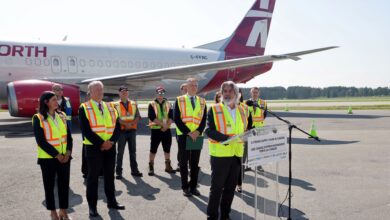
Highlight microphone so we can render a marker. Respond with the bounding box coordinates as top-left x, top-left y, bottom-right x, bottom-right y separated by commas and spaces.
246, 100, 265, 110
